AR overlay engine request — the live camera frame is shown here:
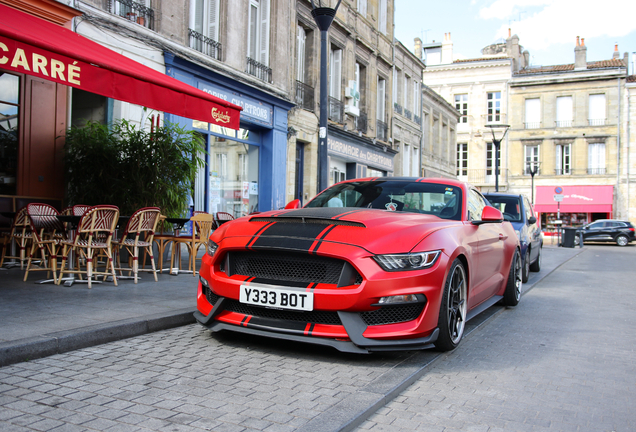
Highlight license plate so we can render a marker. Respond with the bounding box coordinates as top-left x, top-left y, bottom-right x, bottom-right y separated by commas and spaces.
239, 283, 314, 311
